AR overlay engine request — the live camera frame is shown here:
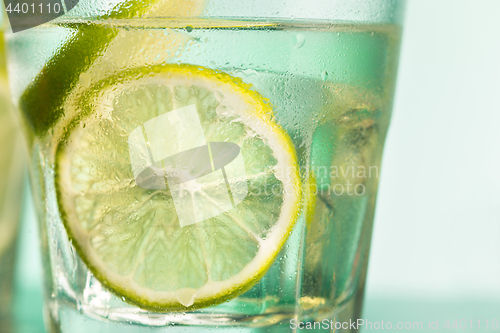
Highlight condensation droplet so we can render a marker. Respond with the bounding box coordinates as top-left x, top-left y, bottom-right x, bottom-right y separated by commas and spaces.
175, 288, 197, 307
79, 72, 91, 88
294, 34, 306, 49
